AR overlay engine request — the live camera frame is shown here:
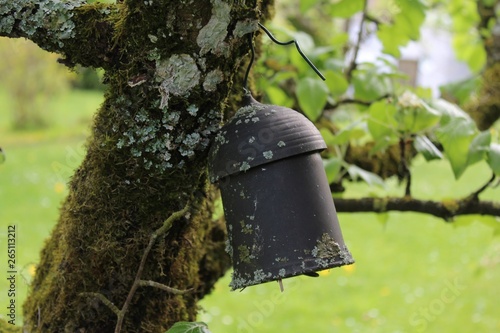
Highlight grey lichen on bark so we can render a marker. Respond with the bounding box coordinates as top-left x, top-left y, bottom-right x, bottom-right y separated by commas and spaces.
1, 0, 274, 332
